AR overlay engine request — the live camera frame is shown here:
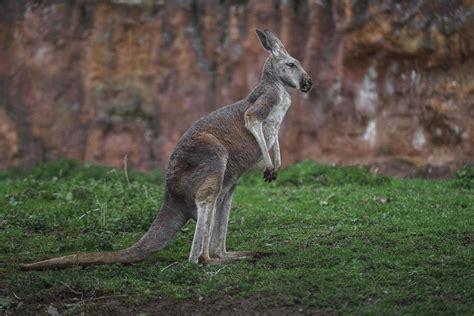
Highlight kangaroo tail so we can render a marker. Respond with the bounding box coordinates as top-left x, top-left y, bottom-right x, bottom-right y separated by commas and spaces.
19, 205, 188, 270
